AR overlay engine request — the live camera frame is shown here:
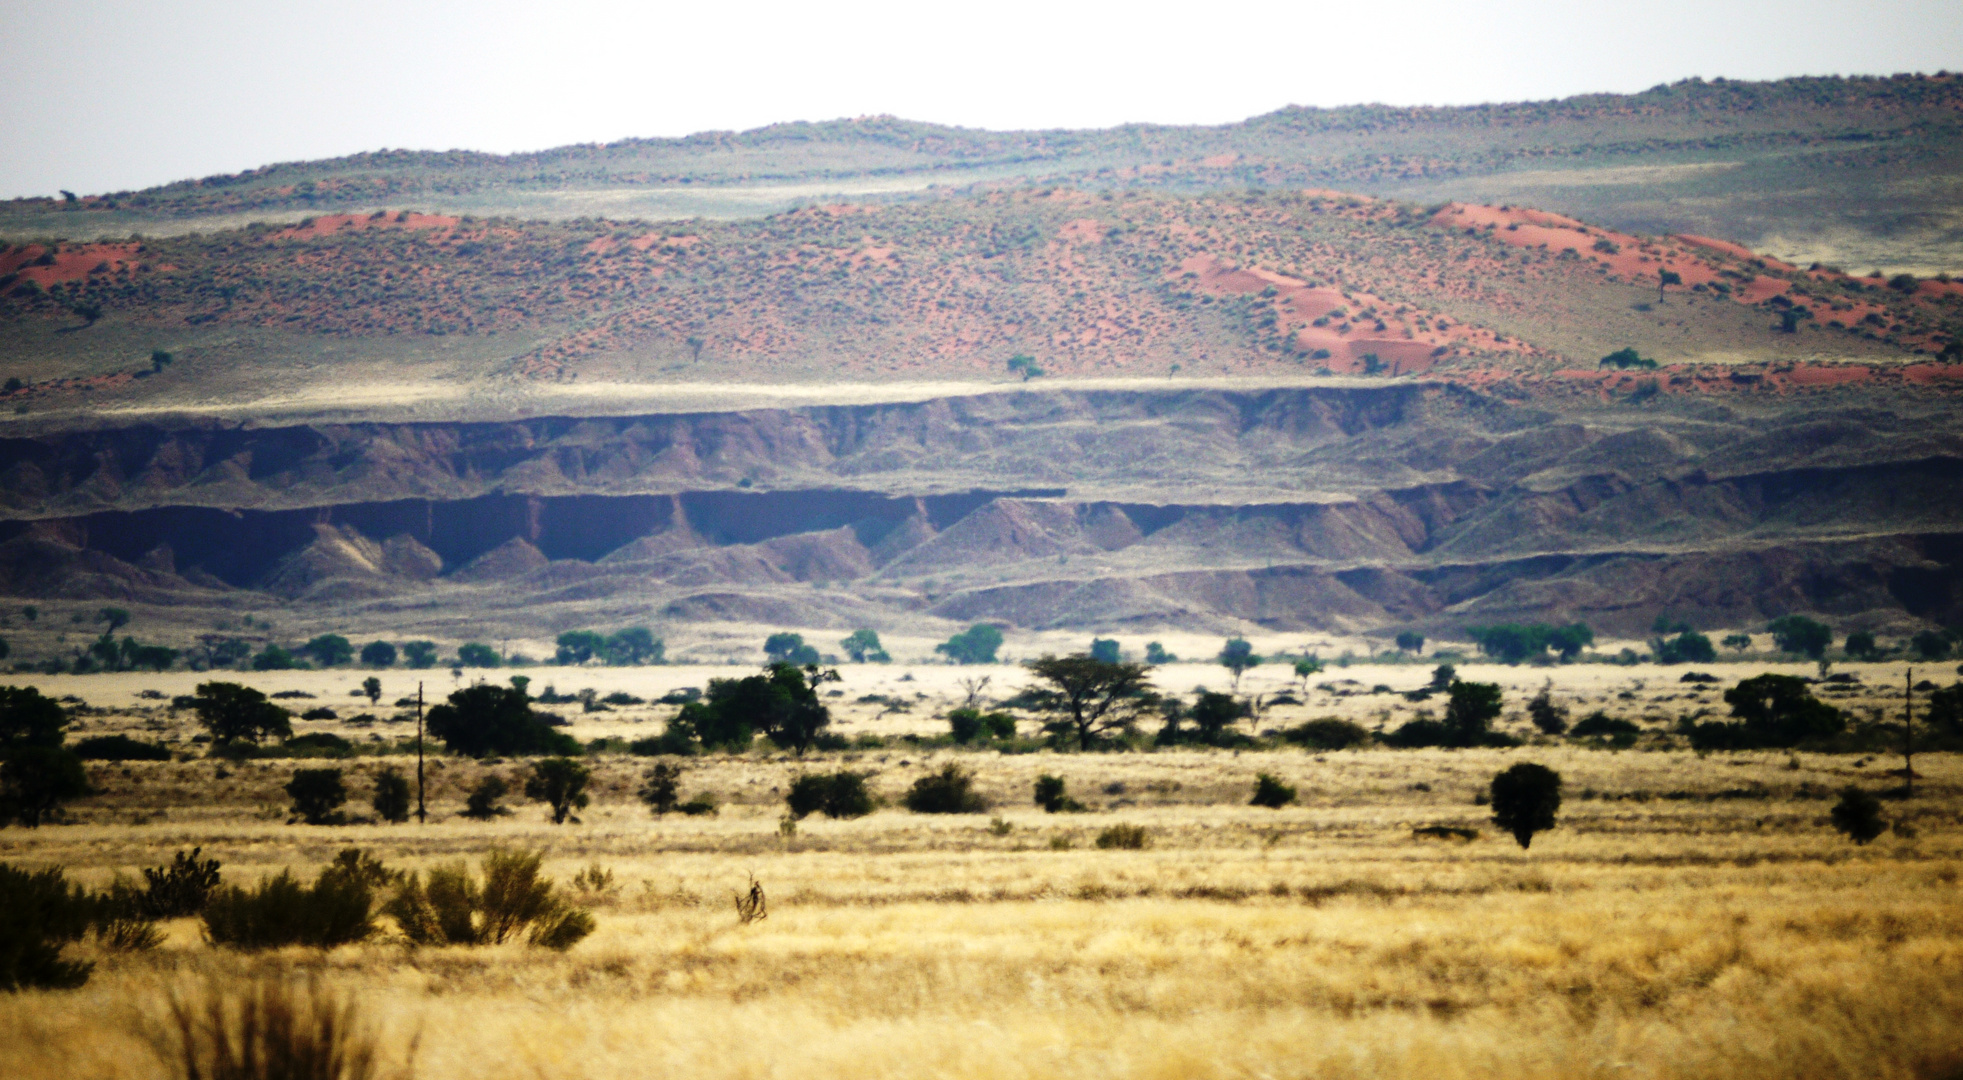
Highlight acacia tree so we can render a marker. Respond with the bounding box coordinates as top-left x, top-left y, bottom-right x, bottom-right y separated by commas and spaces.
191, 682, 292, 746
1217, 638, 1259, 689
525, 758, 591, 824
1, 687, 90, 828
1024, 654, 1158, 750
1490, 763, 1562, 848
